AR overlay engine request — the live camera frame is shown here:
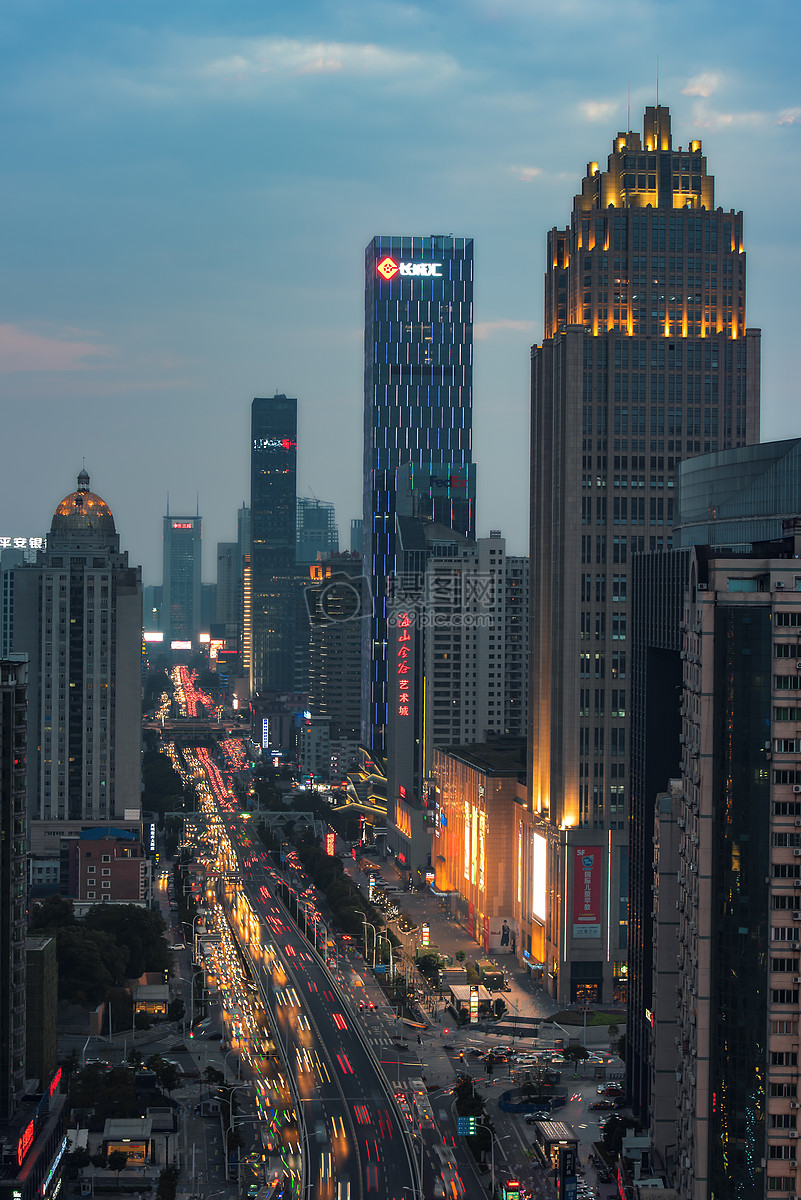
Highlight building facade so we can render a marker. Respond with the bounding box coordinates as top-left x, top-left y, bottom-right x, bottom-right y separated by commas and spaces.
363, 235, 475, 755
250, 395, 297, 696
528, 105, 760, 1005
162, 514, 201, 646
0, 657, 28, 1120
13, 472, 142, 825
670, 532, 801, 1199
